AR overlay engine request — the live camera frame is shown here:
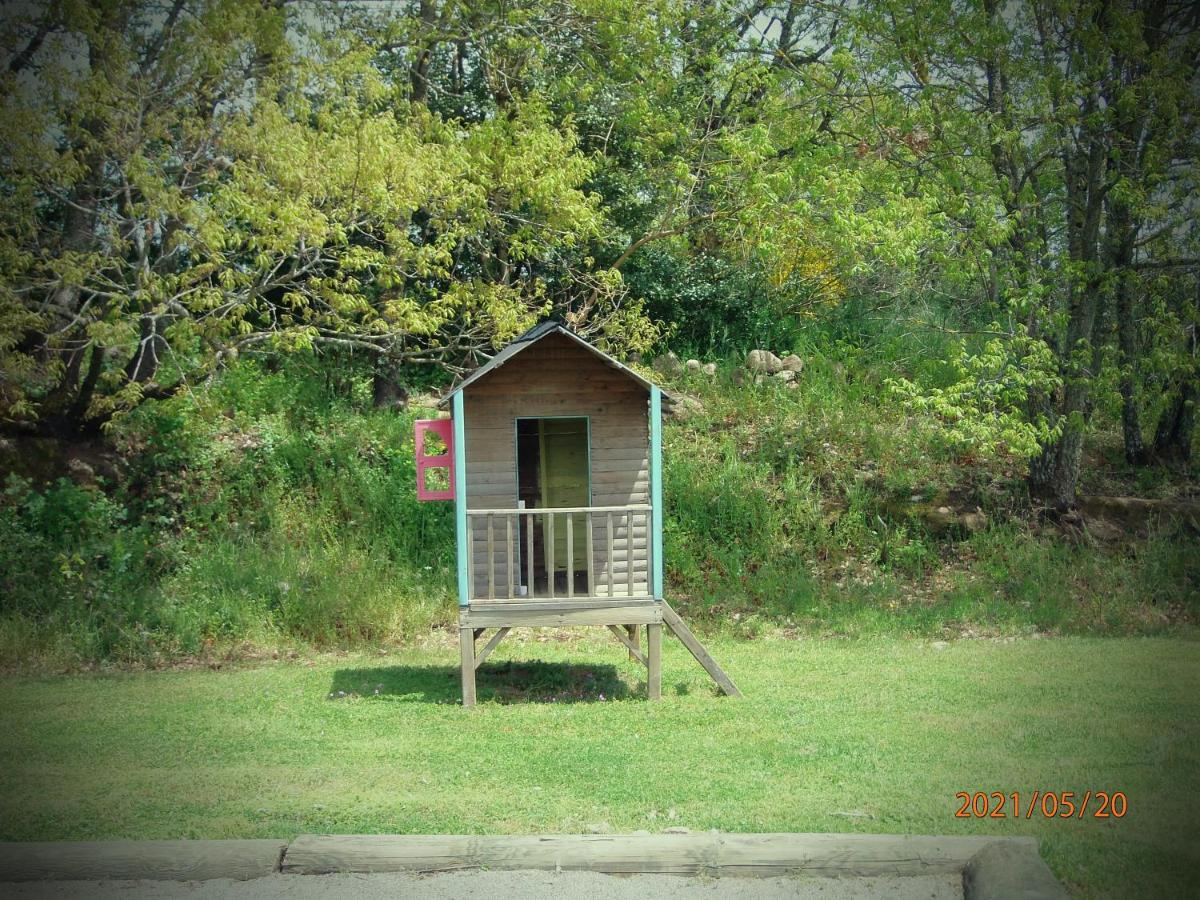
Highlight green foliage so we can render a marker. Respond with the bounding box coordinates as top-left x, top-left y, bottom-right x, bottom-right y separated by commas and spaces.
2, 338, 1196, 669
886, 325, 1063, 460
0, 475, 166, 661
1, 356, 456, 666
